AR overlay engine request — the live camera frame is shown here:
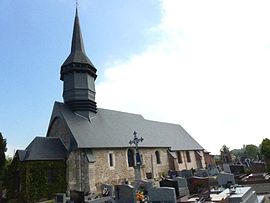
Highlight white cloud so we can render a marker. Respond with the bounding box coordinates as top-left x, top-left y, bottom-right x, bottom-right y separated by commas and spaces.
96, 0, 270, 154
